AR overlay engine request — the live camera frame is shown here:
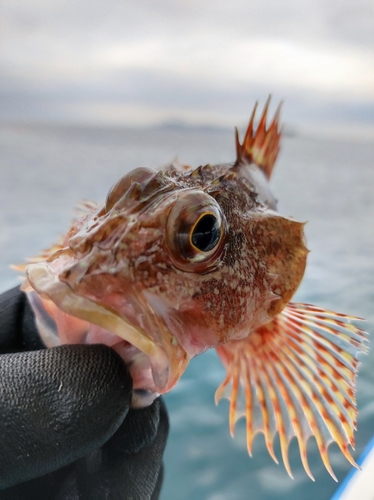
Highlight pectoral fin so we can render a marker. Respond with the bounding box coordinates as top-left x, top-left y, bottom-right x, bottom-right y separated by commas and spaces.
215, 302, 368, 480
